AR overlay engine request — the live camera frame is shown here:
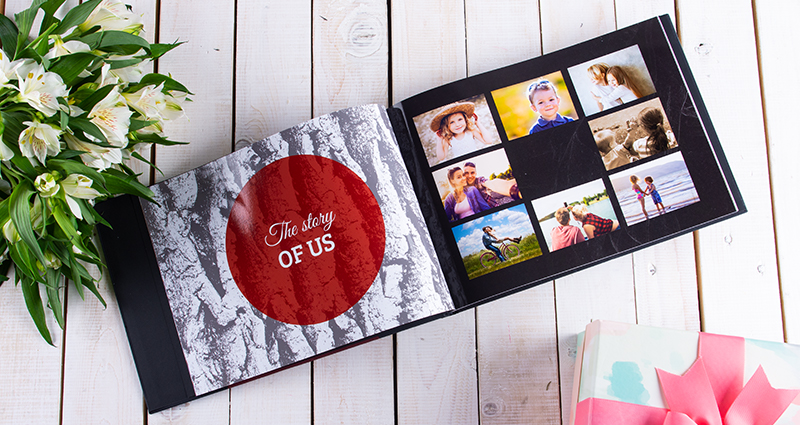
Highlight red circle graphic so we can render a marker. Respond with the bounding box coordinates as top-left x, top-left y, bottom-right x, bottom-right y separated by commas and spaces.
225, 155, 386, 325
